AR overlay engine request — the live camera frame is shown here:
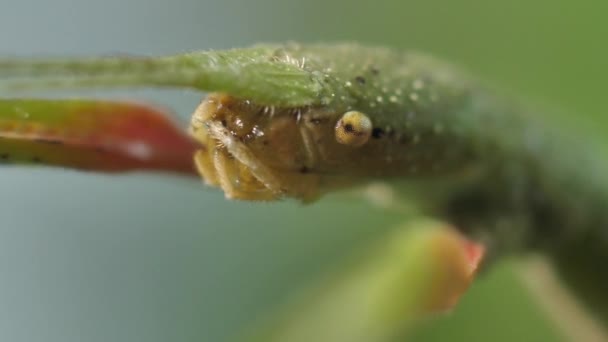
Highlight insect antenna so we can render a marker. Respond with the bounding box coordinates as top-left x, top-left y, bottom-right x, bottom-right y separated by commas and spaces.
0, 47, 323, 107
